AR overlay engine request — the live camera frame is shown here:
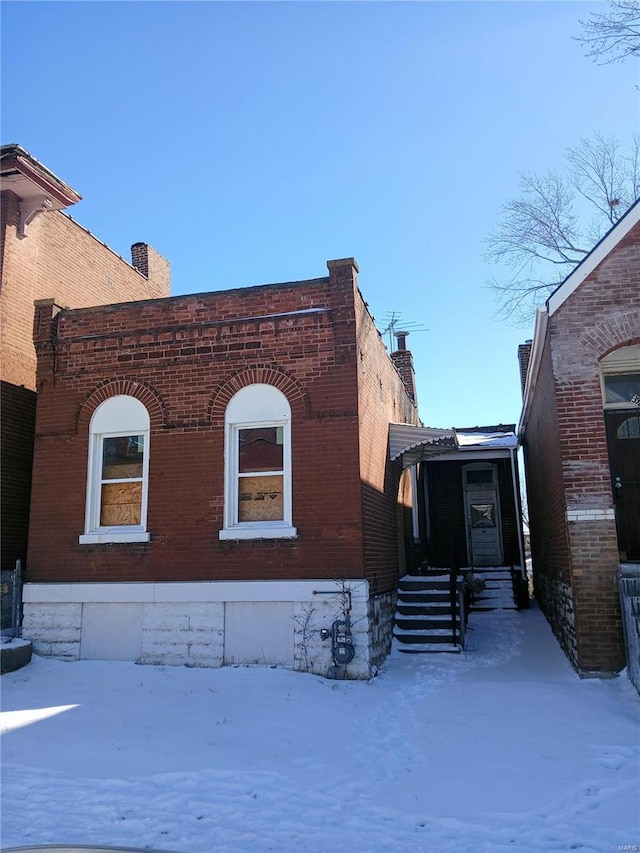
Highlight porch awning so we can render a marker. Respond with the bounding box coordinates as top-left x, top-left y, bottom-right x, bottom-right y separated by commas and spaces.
389, 423, 518, 468
389, 423, 456, 466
